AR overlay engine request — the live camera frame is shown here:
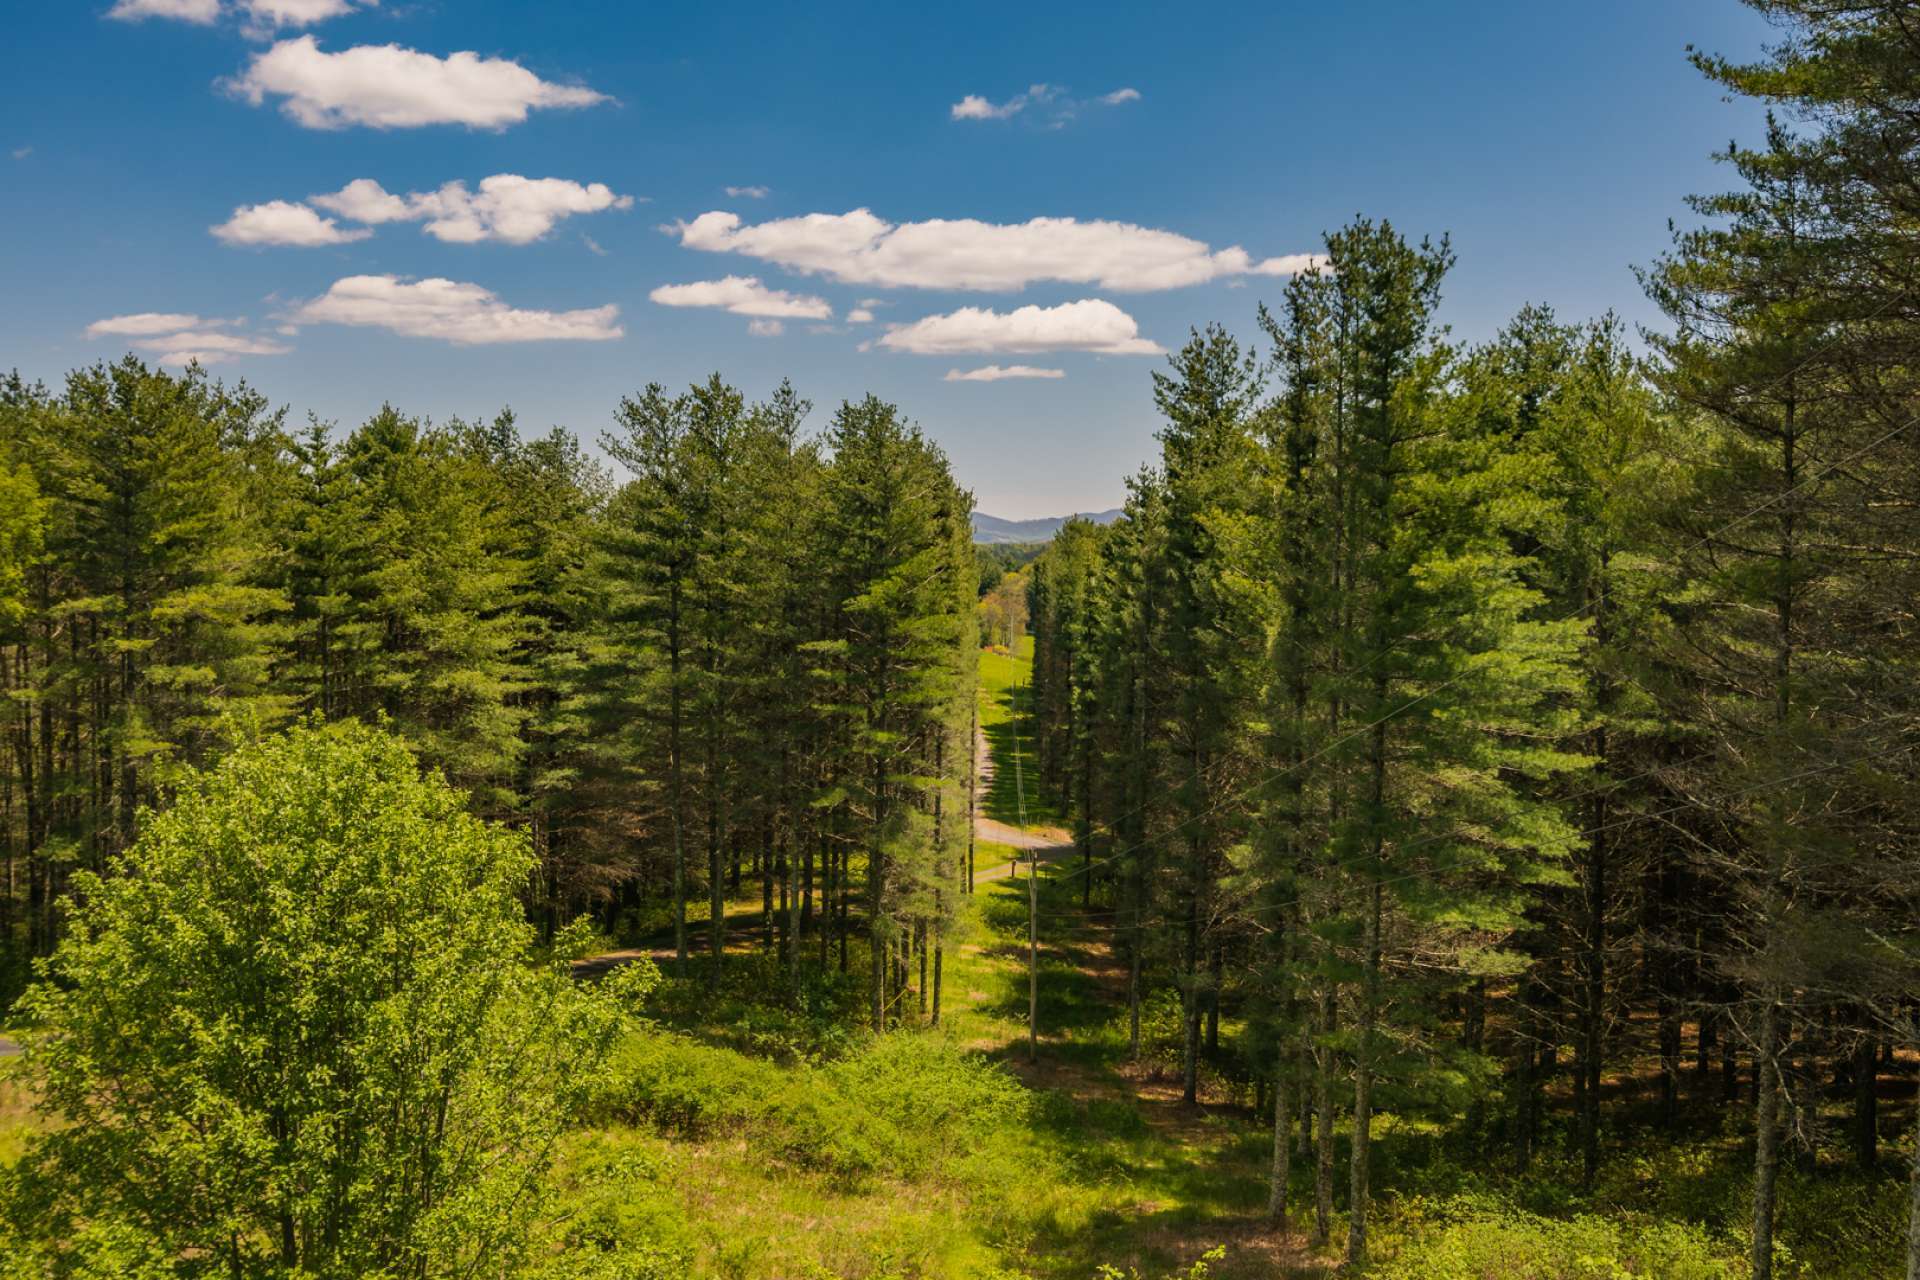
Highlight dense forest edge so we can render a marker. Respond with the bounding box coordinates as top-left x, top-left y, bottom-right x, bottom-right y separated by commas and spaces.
4, 3, 1920, 1277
